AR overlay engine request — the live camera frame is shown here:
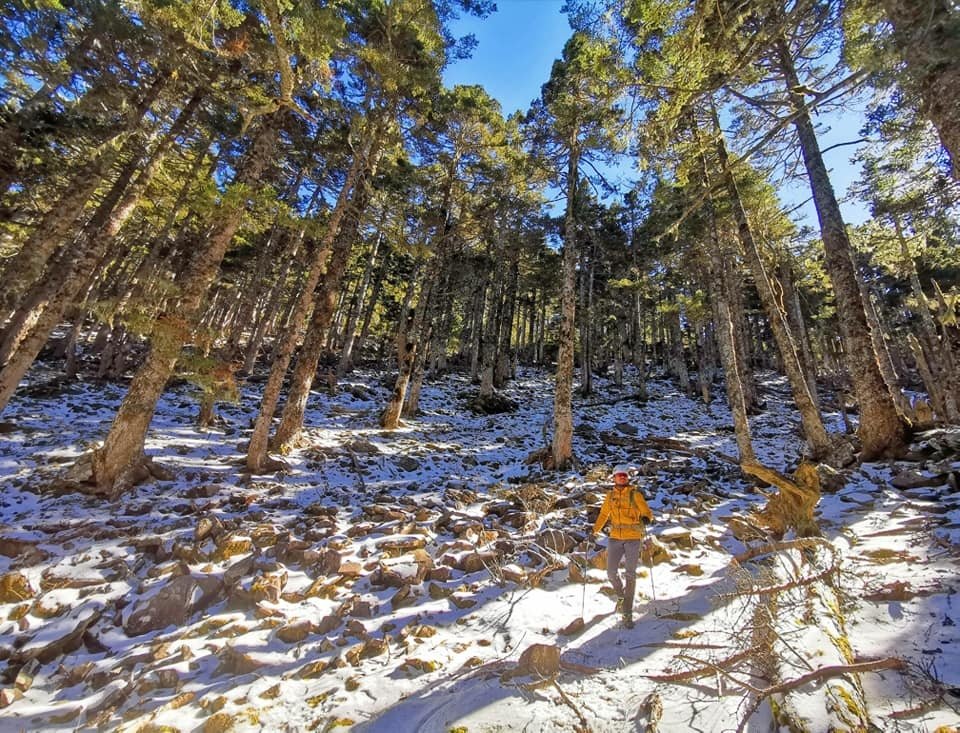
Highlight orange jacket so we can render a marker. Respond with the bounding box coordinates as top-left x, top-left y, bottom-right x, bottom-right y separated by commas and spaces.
593, 484, 654, 540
